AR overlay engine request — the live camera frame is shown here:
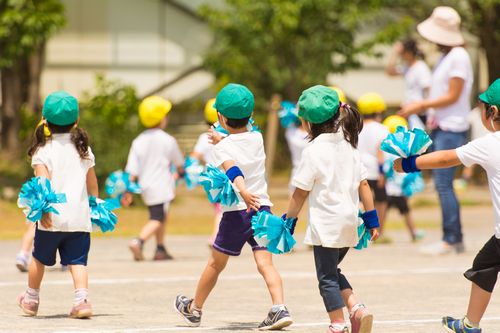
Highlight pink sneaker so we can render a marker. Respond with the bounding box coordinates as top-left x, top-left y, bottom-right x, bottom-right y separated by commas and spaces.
129, 238, 144, 261
17, 293, 39, 316
69, 299, 92, 319
349, 304, 373, 333
327, 323, 349, 333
